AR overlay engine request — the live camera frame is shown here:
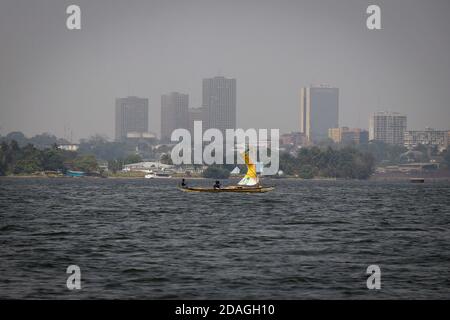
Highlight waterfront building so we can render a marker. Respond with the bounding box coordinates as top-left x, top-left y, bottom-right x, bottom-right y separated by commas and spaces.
57, 144, 79, 152
404, 128, 450, 152
369, 111, 407, 145
328, 127, 369, 144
